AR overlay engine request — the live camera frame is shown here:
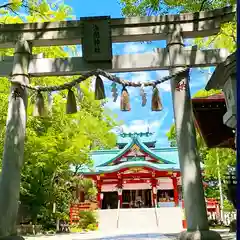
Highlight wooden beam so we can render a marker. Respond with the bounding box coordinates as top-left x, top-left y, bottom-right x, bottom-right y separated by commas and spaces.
0, 6, 235, 48
0, 48, 229, 77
